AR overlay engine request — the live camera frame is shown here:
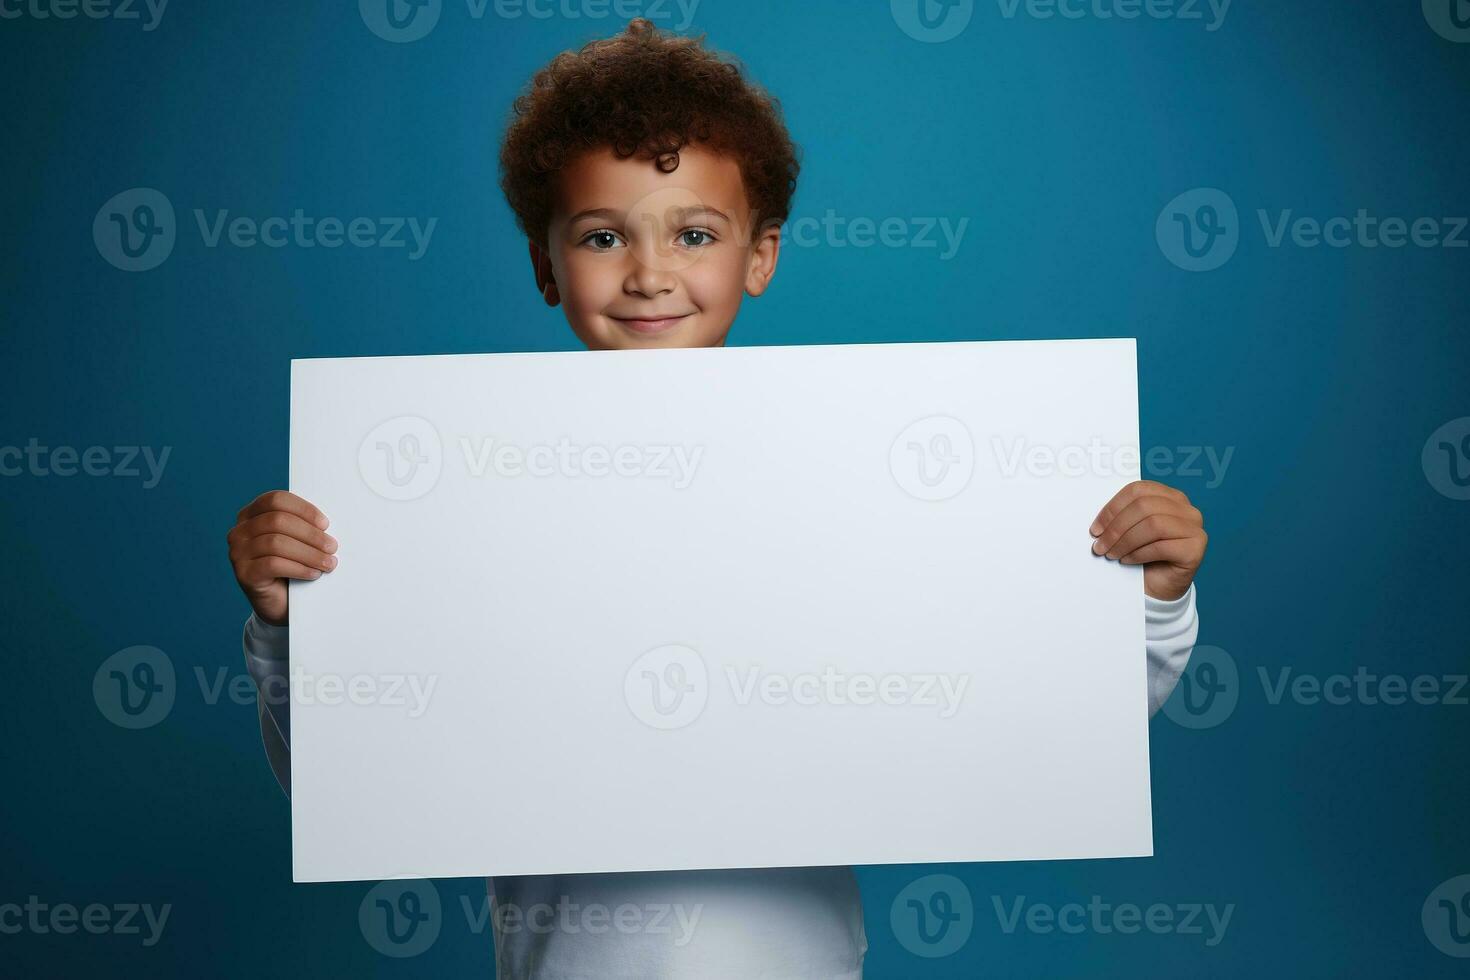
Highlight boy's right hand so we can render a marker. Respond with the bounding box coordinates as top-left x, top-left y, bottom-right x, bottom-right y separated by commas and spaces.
227, 490, 337, 626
